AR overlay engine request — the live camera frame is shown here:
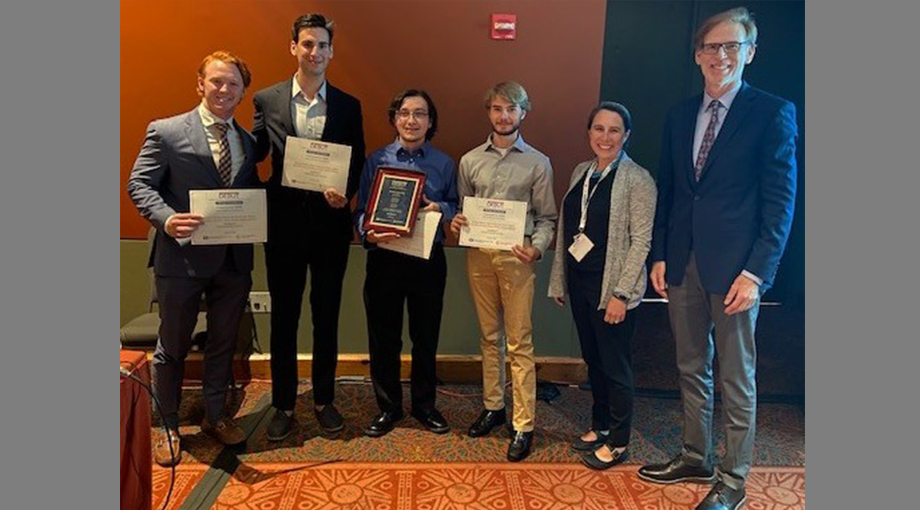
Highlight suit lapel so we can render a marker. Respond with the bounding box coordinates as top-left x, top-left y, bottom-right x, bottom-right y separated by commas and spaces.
322, 83, 339, 142
231, 120, 255, 187
698, 82, 756, 181
184, 109, 223, 186
277, 80, 296, 137
682, 95, 702, 190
